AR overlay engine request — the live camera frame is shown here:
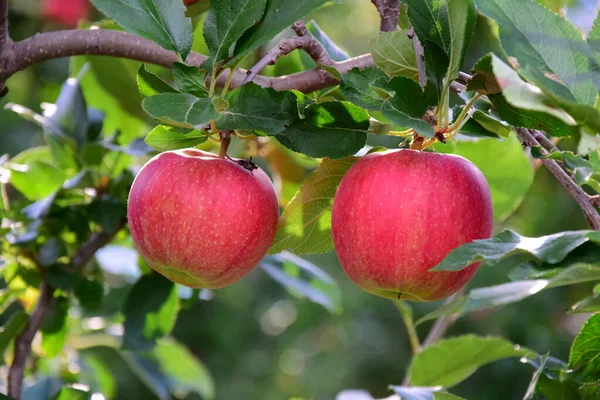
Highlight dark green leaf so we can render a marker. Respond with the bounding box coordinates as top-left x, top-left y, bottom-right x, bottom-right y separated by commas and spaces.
232, 0, 336, 64
88, 195, 126, 234
261, 252, 342, 314
90, 0, 193, 59
41, 295, 70, 358
269, 156, 357, 254
0, 311, 29, 359
408, 335, 535, 387
370, 30, 418, 80
433, 230, 600, 272
306, 20, 349, 61
172, 62, 209, 97
476, 0, 600, 107
444, 0, 476, 83
138, 64, 178, 98
45, 78, 88, 148
123, 273, 180, 351
569, 313, 600, 381
142, 93, 220, 128
38, 237, 66, 267
340, 67, 389, 110
405, 0, 451, 55
276, 101, 369, 158
218, 83, 292, 134
203, 0, 266, 63
145, 125, 208, 151
75, 279, 104, 313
